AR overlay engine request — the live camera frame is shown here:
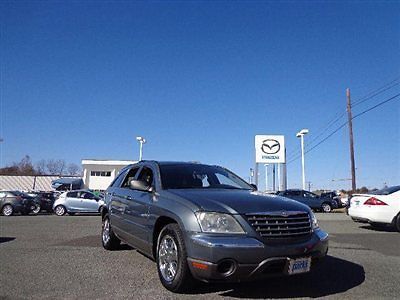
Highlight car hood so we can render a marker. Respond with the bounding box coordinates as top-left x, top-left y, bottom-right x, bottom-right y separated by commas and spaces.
167, 189, 310, 214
